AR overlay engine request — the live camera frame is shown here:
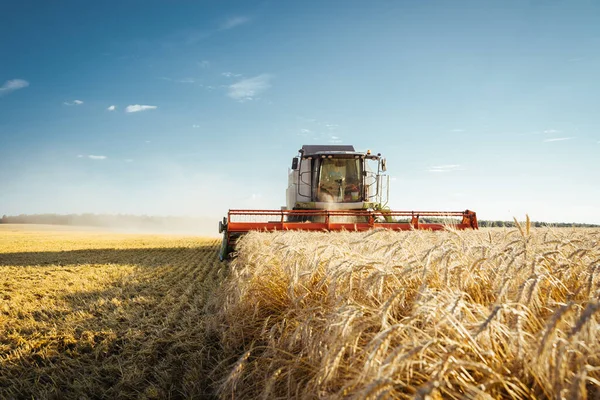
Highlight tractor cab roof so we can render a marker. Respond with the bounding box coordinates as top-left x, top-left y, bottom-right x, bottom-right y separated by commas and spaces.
299, 145, 380, 159
301, 145, 355, 154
